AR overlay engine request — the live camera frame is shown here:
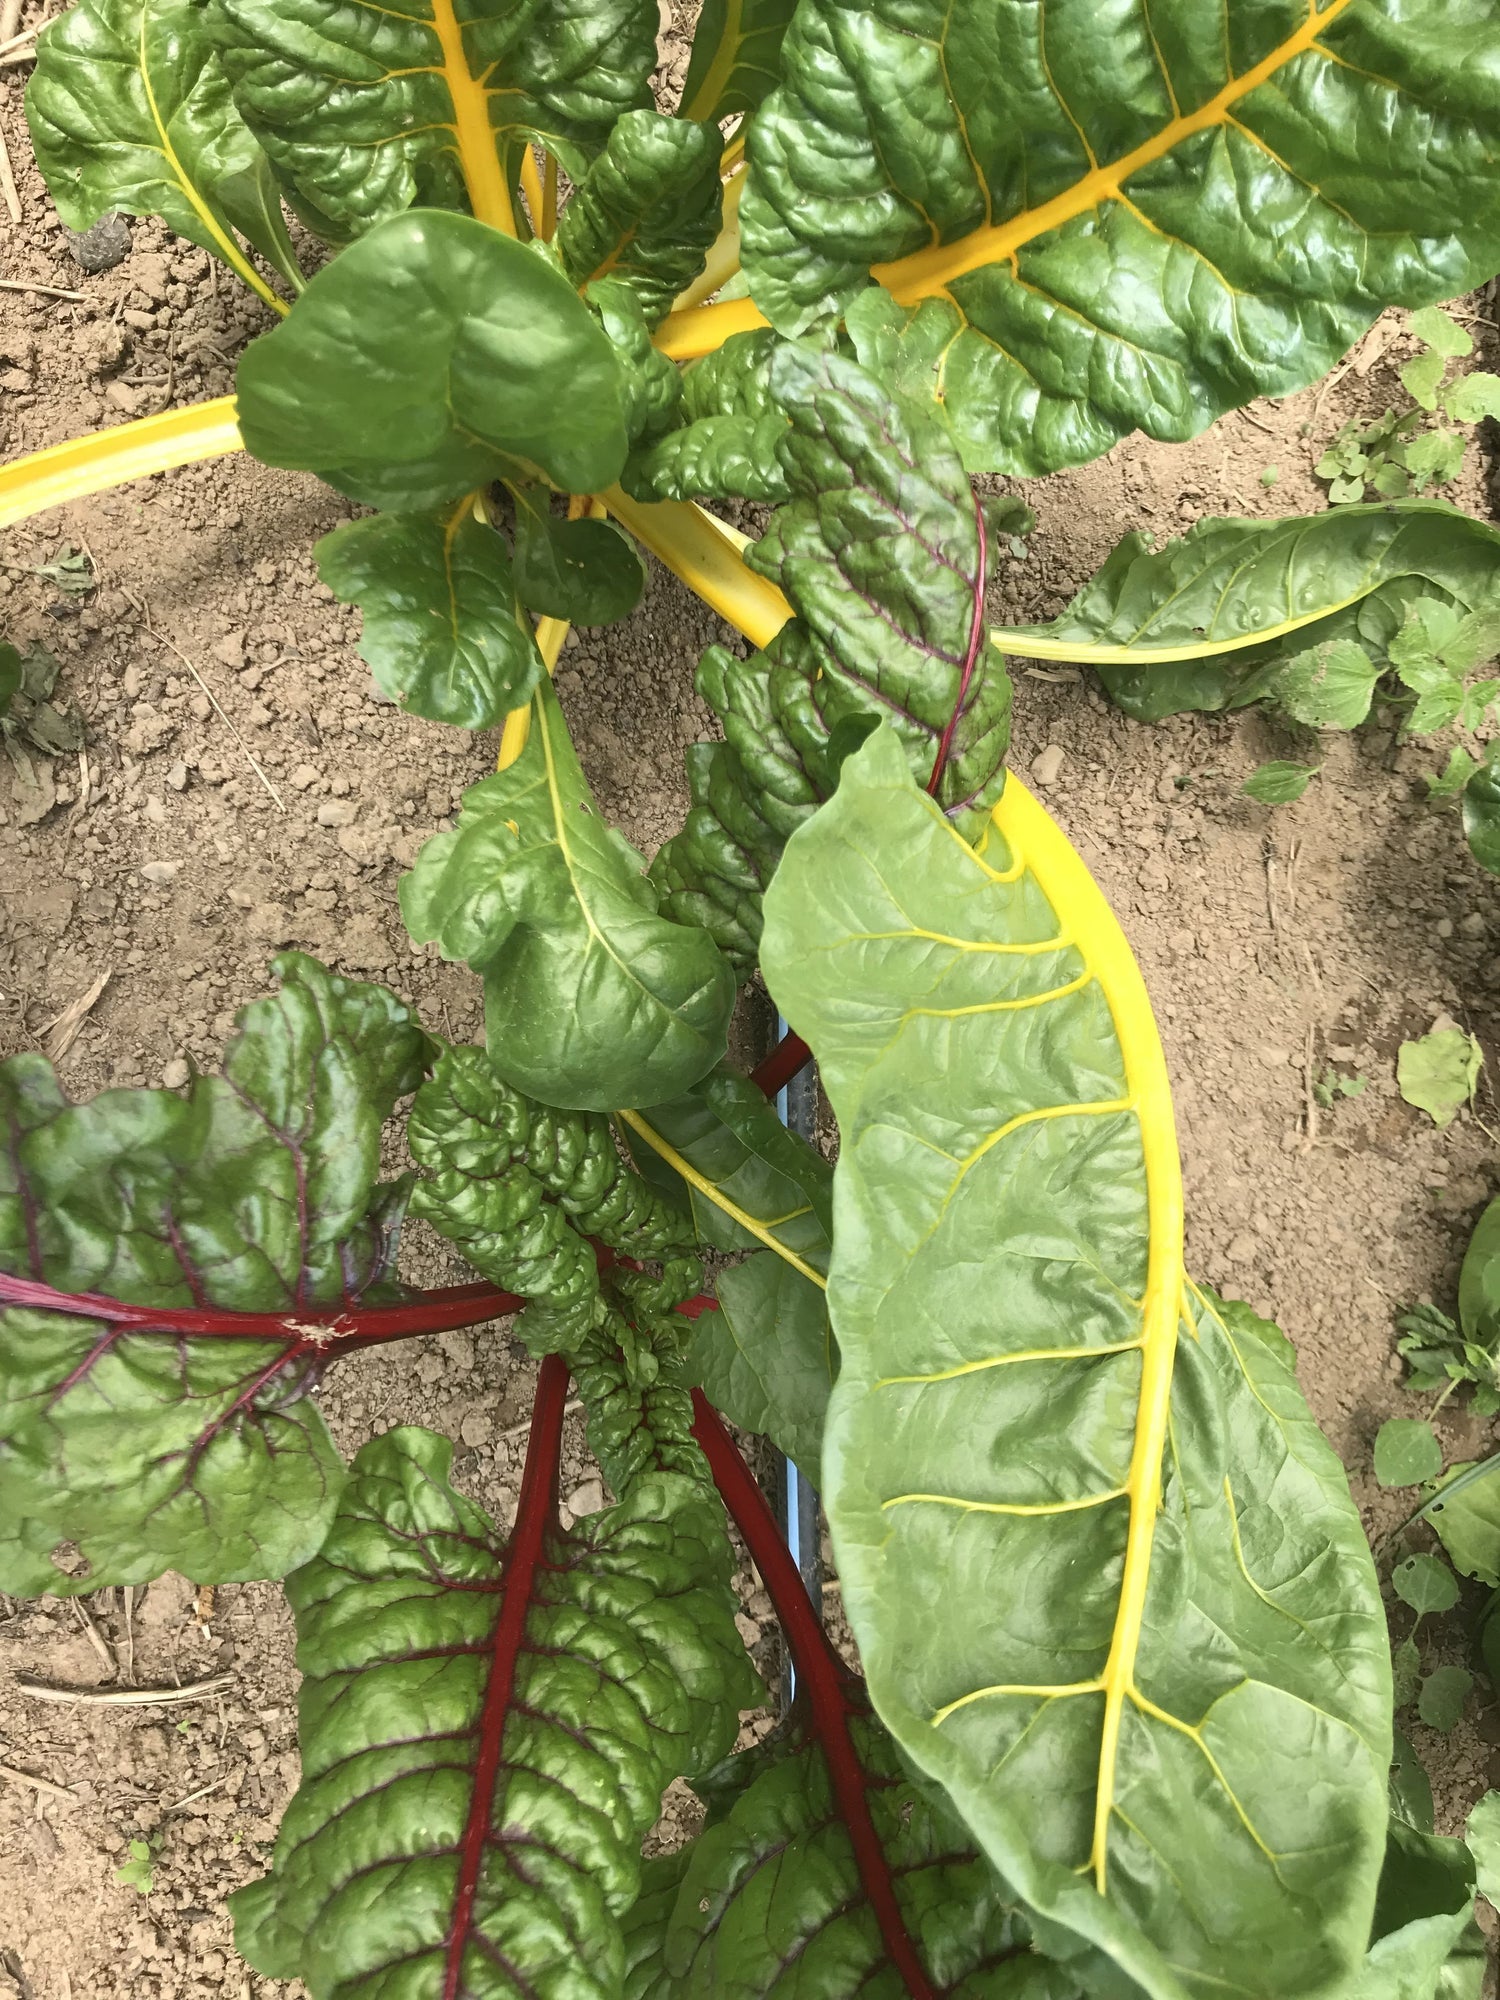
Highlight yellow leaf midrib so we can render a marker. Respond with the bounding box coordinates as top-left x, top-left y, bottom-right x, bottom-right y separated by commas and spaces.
425, 0, 515, 232
870, 0, 1359, 303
